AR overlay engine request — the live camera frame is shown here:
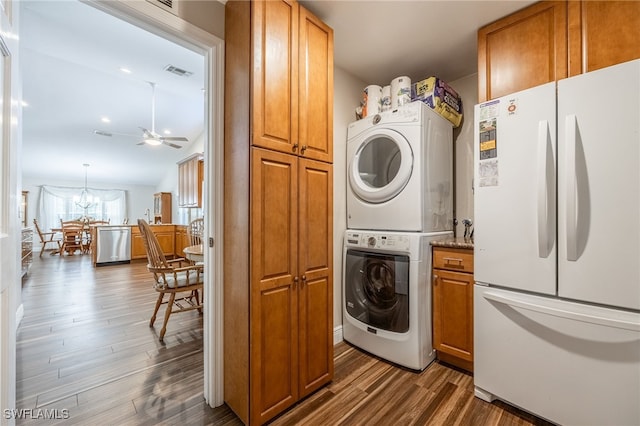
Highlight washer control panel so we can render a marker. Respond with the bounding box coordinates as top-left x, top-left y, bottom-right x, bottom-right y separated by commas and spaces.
345, 231, 411, 251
